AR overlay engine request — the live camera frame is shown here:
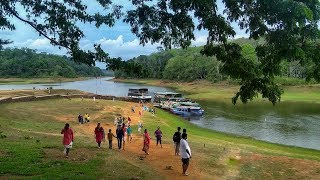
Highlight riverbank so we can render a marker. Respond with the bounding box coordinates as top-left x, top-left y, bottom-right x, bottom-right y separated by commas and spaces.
0, 77, 93, 85
113, 78, 320, 103
0, 89, 88, 98
1, 97, 320, 179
